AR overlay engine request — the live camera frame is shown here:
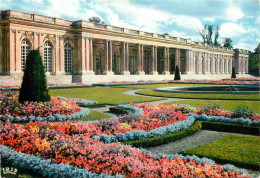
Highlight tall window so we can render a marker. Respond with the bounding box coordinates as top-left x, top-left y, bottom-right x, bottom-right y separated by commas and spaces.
224, 61, 227, 73
202, 57, 205, 74
21, 39, 31, 71
219, 60, 222, 73
240, 61, 243, 73
64, 43, 72, 73
215, 60, 217, 73
228, 61, 230, 73
44, 41, 52, 72
194, 56, 198, 73
210, 59, 212, 73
